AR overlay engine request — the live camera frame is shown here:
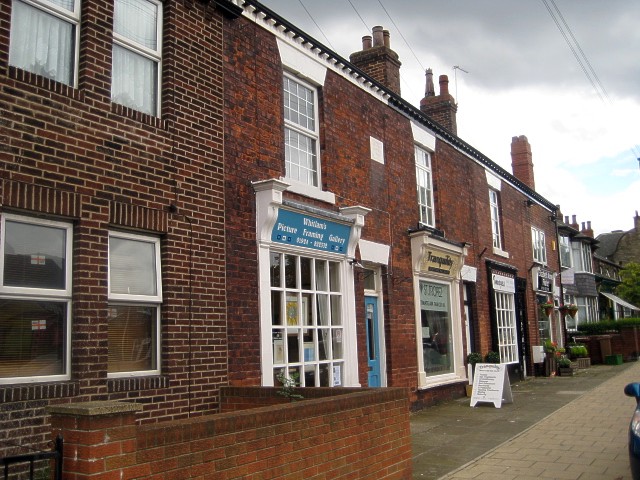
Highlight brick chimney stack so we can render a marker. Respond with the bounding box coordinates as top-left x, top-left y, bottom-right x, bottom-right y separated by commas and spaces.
350, 26, 401, 95
420, 70, 458, 134
581, 221, 594, 238
510, 135, 535, 189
